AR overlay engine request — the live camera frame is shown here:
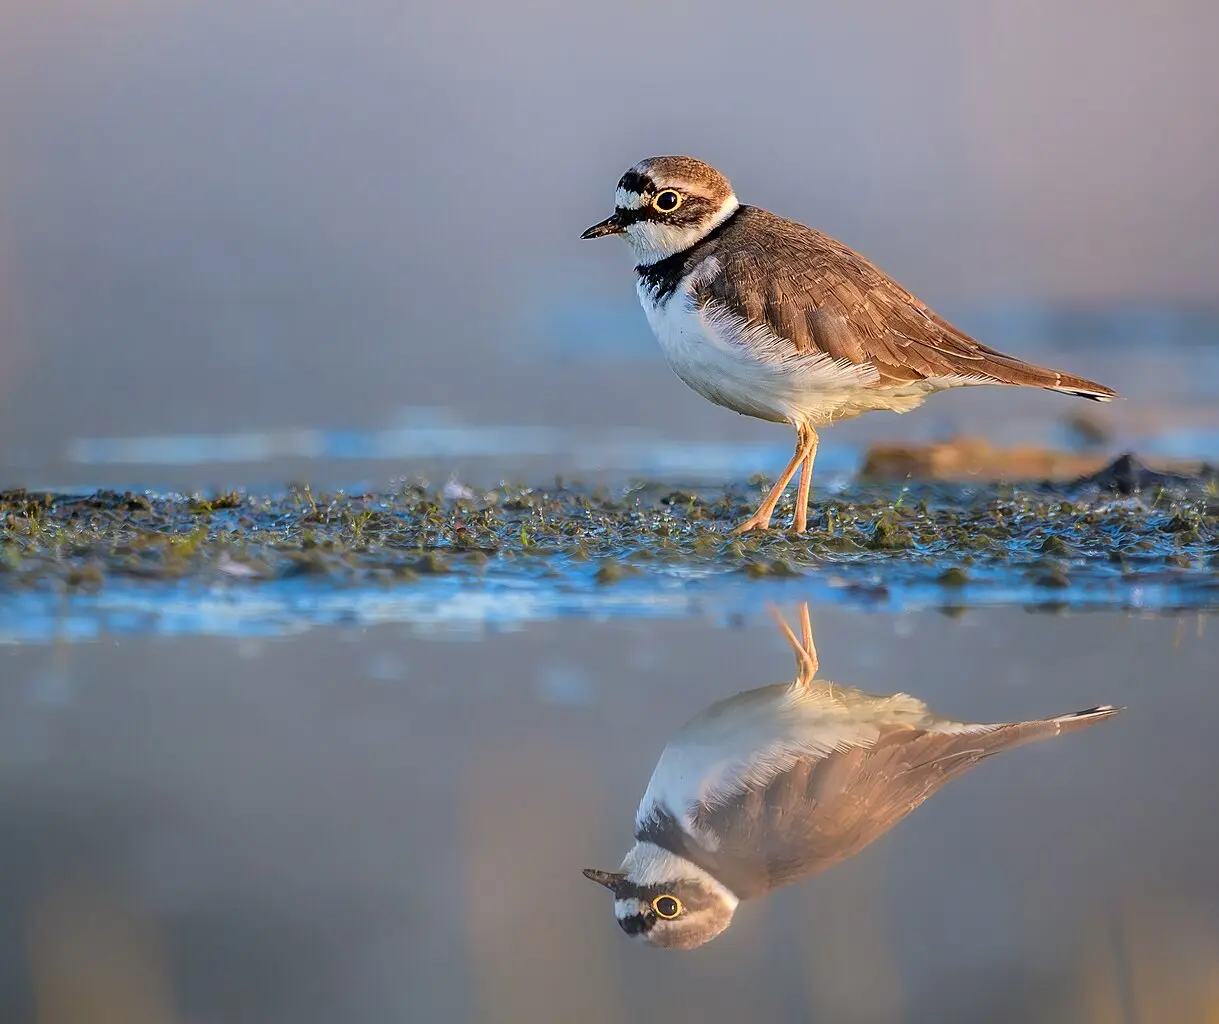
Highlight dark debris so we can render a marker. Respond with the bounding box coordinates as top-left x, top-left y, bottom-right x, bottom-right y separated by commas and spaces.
1071, 452, 1219, 497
